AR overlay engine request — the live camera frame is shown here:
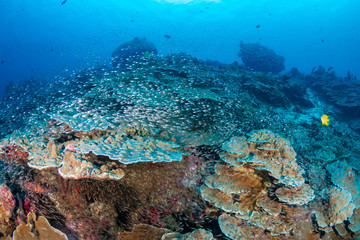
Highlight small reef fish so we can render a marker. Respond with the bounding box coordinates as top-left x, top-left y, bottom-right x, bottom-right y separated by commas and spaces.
321, 114, 329, 125
256, 25, 261, 28
164, 35, 171, 39
23, 182, 53, 194
61, 0, 67, 5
